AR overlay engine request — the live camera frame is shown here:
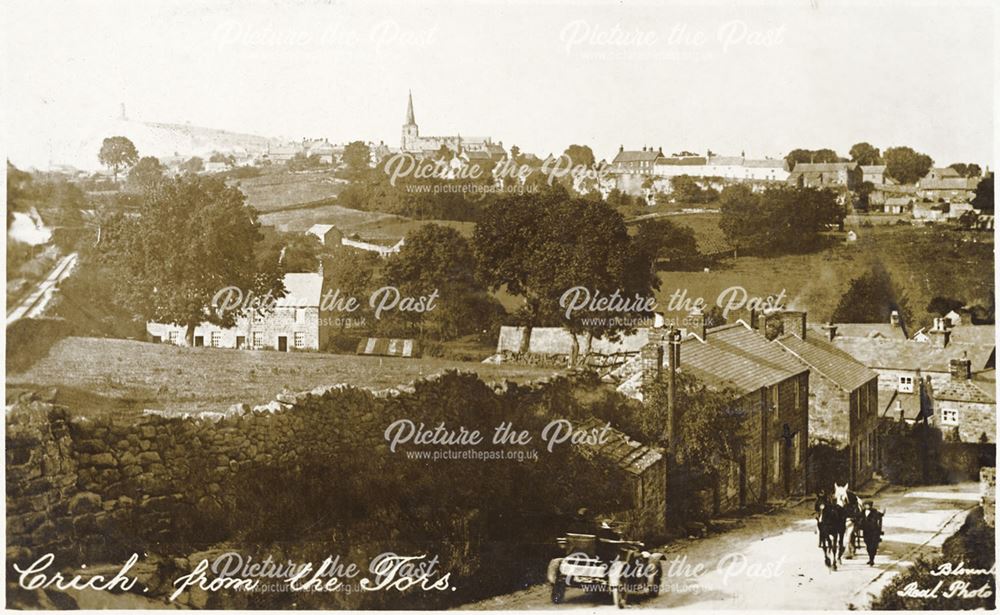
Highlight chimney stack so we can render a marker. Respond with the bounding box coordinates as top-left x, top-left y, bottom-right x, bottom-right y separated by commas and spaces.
781, 310, 807, 340
949, 355, 972, 381
890, 310, 901, 327
687, 305, 706, 340
821, 321, 838, 341
930, 317, 951, 348
640, 342, 664, 389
